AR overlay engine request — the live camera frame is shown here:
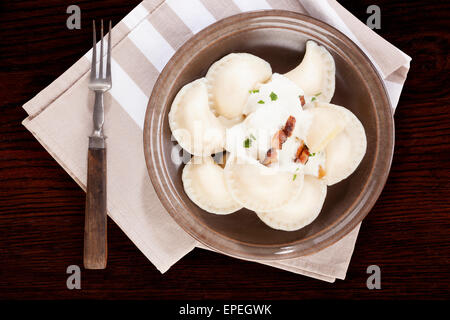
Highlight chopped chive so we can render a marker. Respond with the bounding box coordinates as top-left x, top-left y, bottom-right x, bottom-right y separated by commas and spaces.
270, 91, 278, 101
250, 134, 256, 140
314, 92, 322, 96
309, 152, 316, 157
293, 174, 297, 181
257, 100, 265, 104
243, 138, 252, 148
299, 95, 306, 106
311, 97, 316, 102
248, 89, 260, 93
